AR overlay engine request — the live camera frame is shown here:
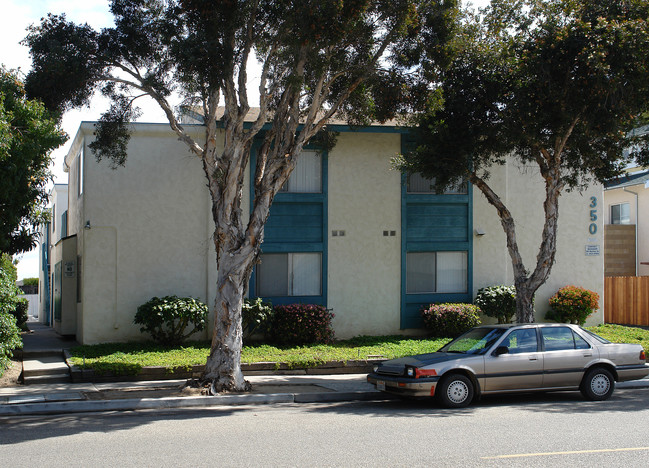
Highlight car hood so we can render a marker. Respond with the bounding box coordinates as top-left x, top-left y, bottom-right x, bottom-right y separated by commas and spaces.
376, 352, 476, 376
